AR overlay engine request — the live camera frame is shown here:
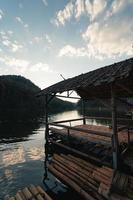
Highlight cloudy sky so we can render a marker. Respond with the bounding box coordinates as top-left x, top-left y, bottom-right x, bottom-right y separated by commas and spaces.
0, 0, 133, 89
